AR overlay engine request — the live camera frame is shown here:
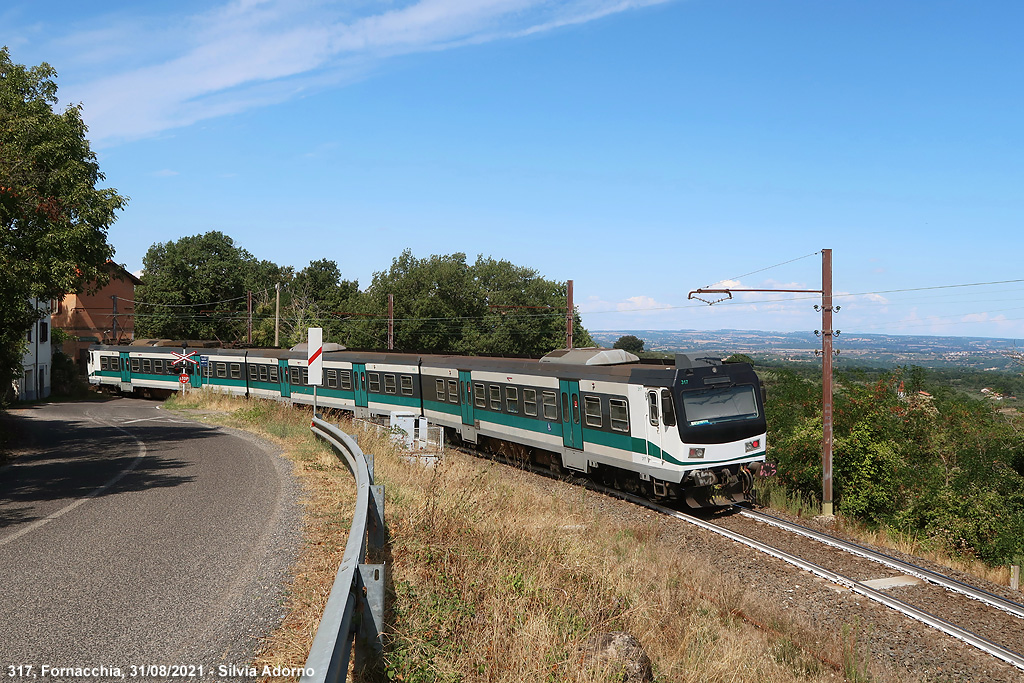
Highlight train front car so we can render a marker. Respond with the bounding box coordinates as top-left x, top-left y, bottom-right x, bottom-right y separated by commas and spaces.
672, 354, 767, 508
